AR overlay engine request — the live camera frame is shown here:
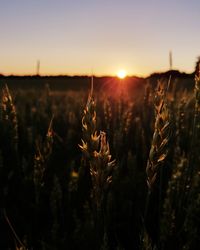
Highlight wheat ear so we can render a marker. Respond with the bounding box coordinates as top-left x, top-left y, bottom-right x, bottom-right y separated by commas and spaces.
146, 83, 172, 190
